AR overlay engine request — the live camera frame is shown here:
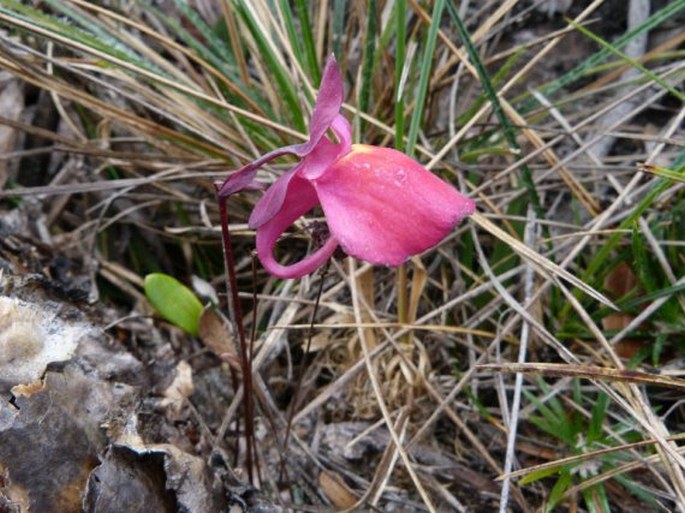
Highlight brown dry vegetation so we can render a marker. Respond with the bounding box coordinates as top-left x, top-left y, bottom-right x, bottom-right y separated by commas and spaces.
0, 0, 684, 512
